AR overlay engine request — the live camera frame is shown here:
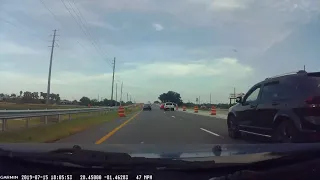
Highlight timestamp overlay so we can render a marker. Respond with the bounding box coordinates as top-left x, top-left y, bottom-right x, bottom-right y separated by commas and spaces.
80, 174, 154, 180
2, 174, 154, 180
